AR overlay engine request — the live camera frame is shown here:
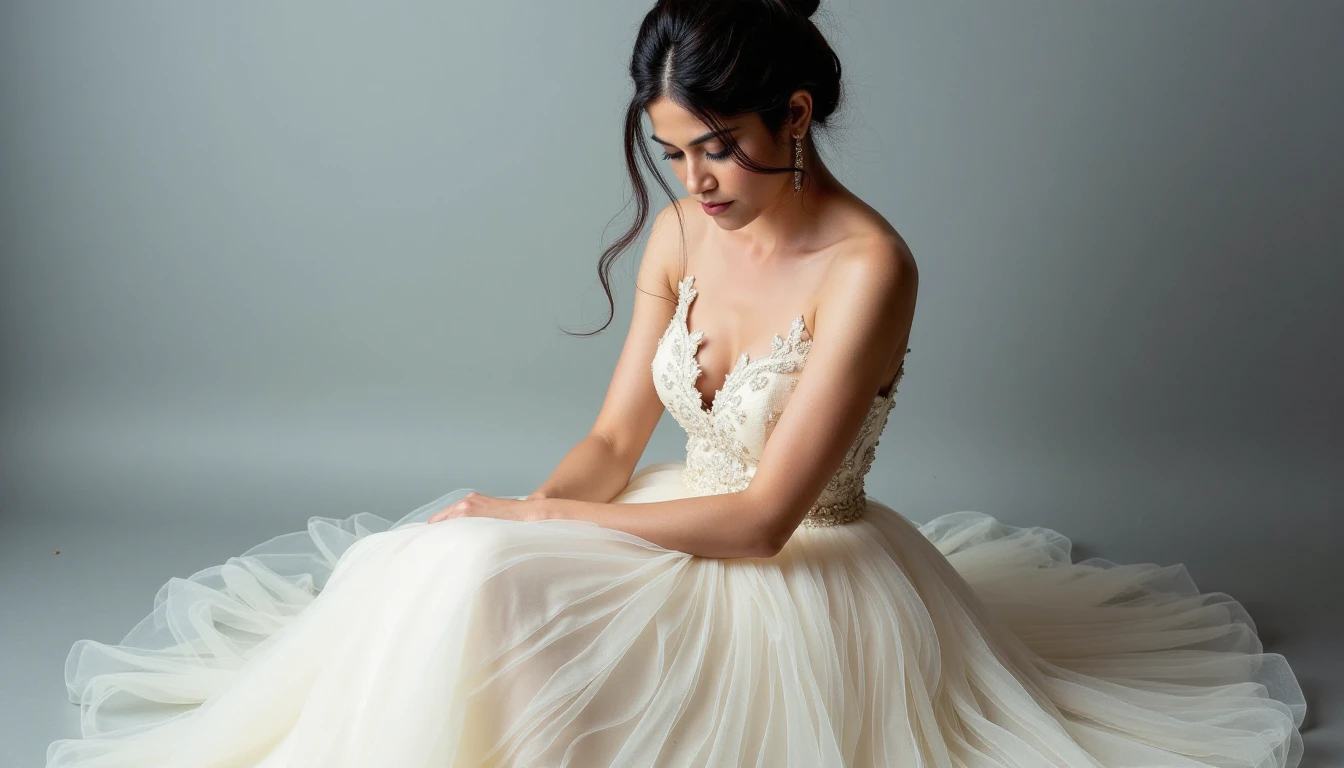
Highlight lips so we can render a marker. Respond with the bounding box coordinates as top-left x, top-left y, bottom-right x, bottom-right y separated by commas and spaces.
700, 200, 733, 215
